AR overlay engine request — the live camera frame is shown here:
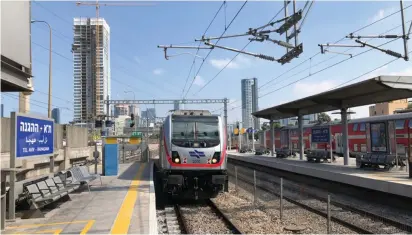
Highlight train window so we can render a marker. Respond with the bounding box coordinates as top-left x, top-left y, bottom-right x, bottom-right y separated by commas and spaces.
395, 120, 405, 129
353, 123, 358, 131
196, 122, 220, 140
359, 123, 366, 131
172, 122, 195, 139
409, 120, 412, 128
